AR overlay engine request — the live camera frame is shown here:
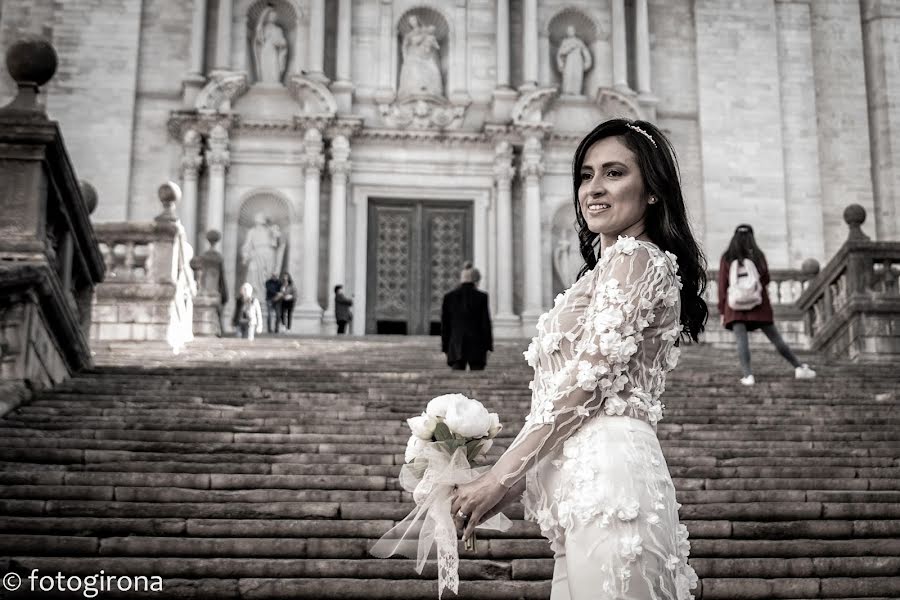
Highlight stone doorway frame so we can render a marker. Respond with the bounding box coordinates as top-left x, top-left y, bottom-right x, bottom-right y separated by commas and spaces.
350, 185, 490, 336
